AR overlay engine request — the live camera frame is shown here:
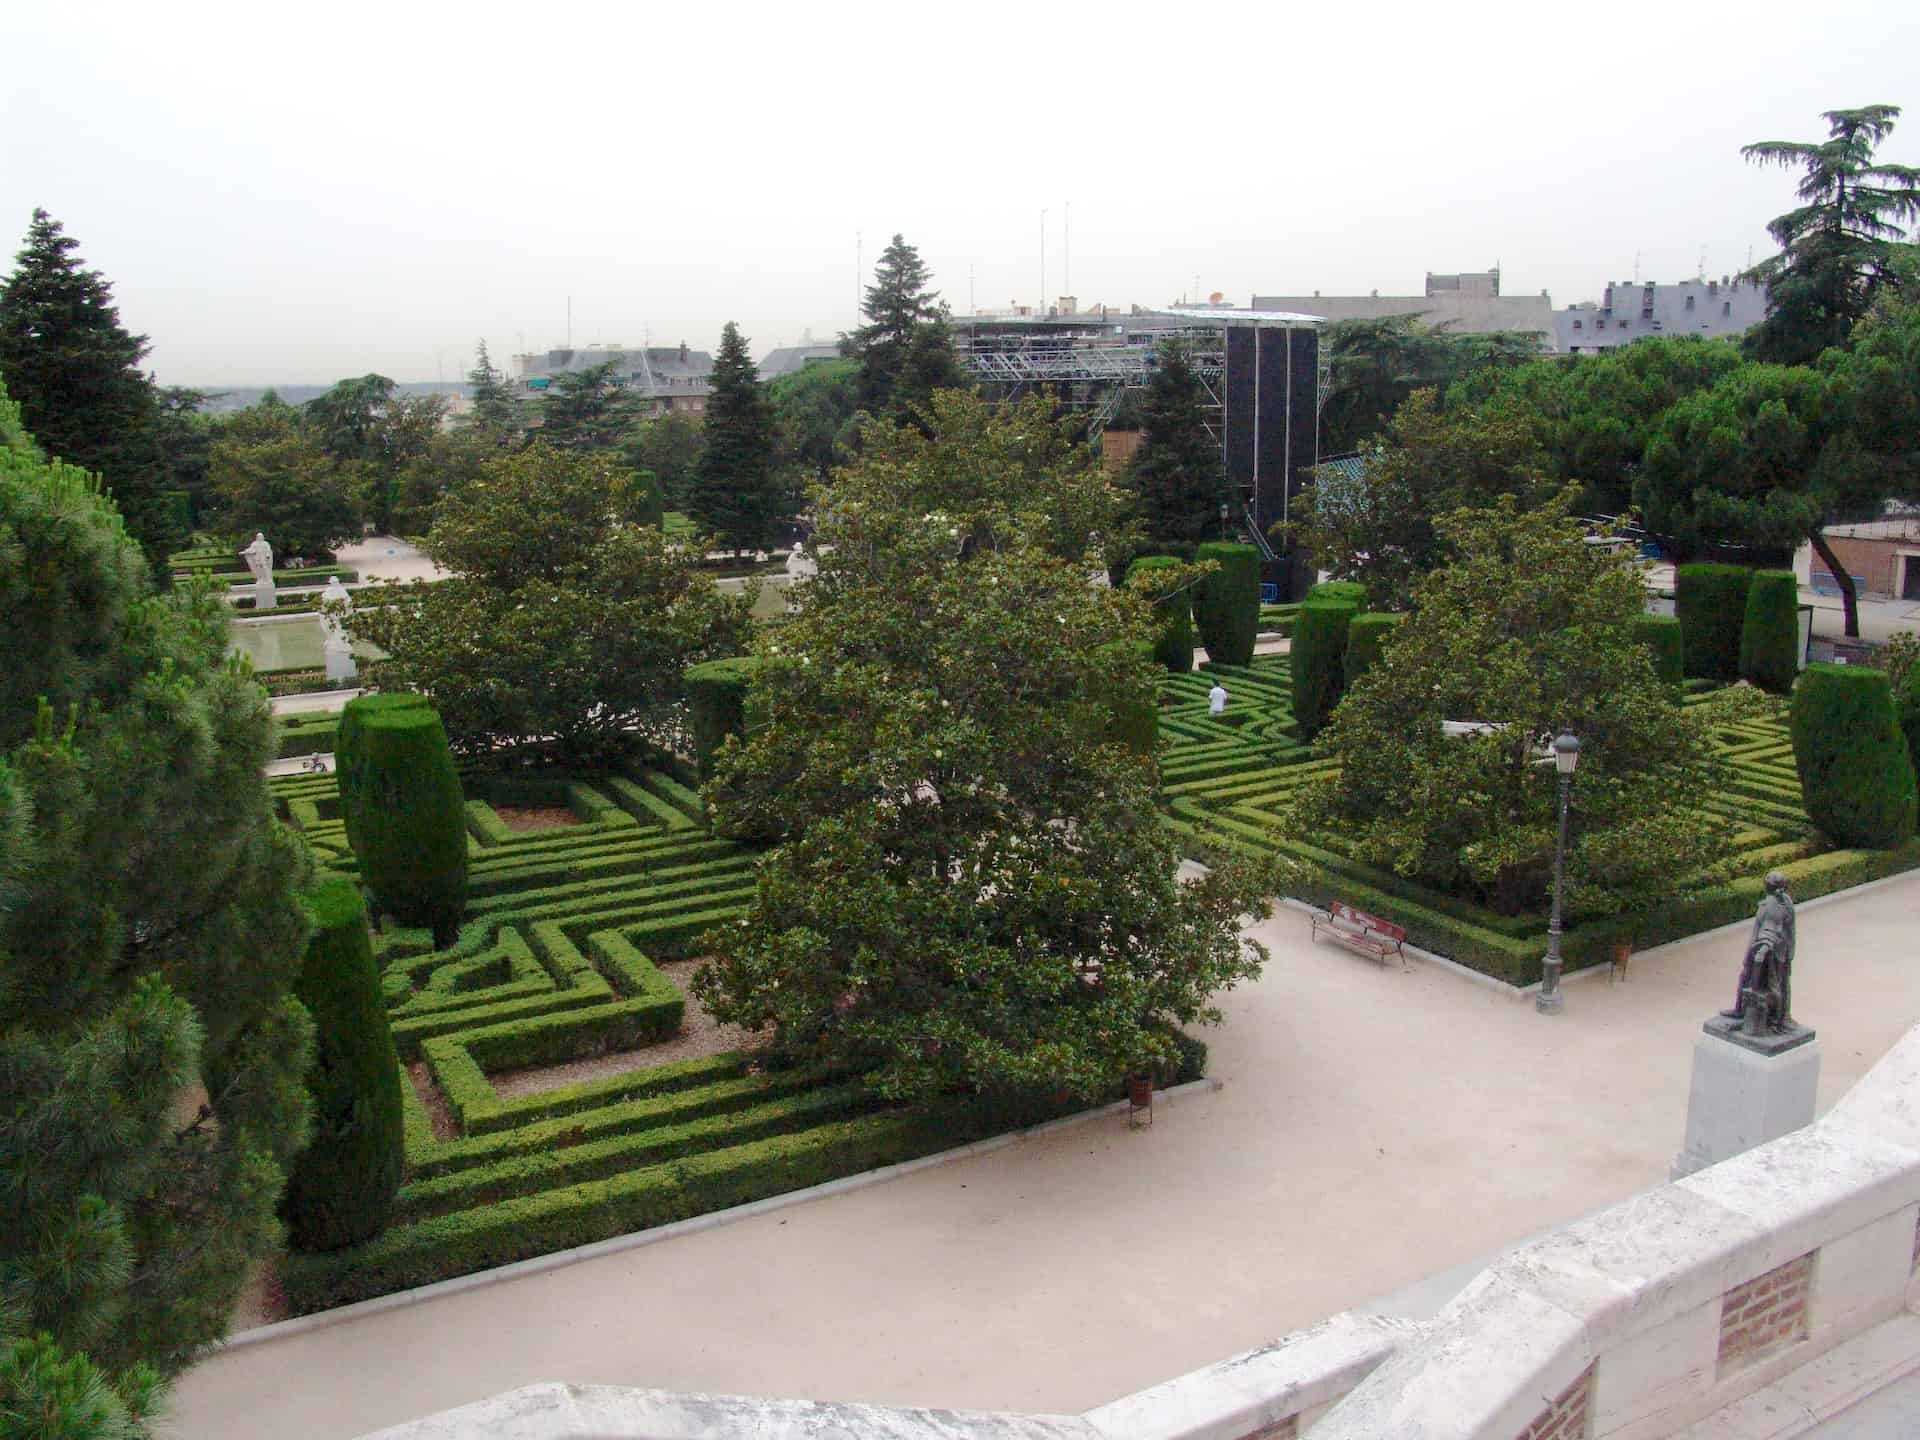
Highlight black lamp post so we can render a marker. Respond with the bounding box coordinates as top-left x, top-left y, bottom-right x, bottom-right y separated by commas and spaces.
1536, 731, 1581, 1015
1219, 500, 1231, 540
